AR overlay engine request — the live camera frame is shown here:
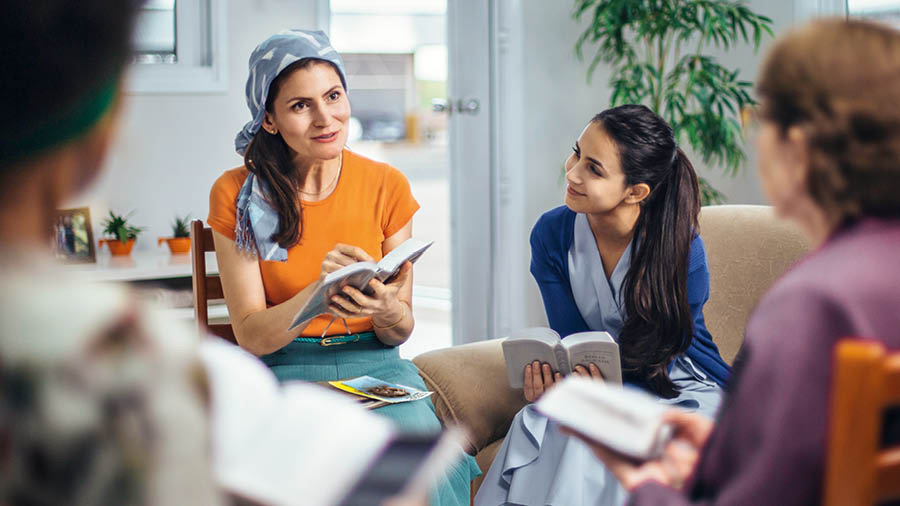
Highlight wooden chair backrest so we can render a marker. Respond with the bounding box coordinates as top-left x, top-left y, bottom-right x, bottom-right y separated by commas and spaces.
190, 220, 236, 343
824, 339, 900, 505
